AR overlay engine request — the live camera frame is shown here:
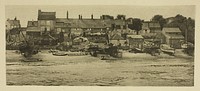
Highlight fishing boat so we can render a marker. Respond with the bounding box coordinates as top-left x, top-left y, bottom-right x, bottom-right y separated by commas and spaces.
160, 44, 175, 55
66, 52, 88, 56
52, 51, 68, 56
